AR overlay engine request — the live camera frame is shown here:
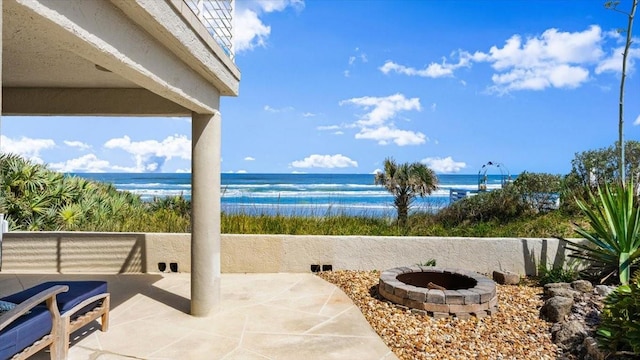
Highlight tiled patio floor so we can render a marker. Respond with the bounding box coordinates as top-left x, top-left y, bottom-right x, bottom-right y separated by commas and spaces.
0, 273, 397, 360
